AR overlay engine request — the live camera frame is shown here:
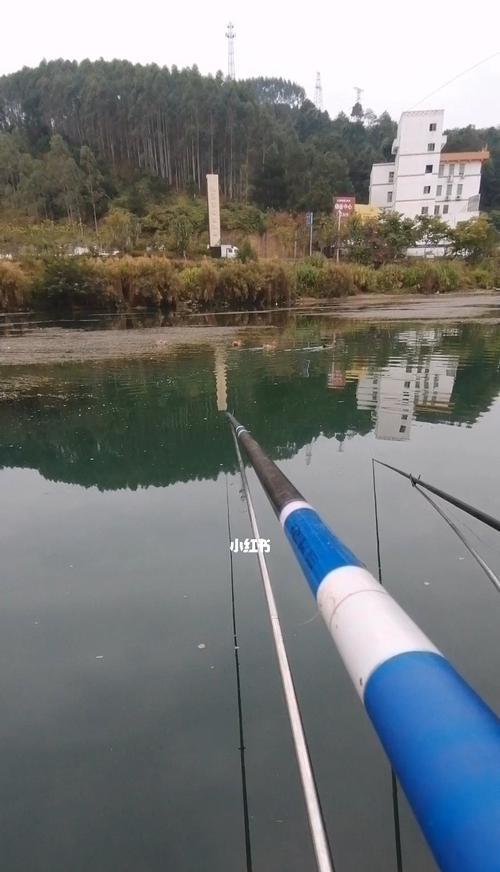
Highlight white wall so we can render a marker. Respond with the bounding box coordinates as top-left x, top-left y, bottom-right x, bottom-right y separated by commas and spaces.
435, 159, 482, 226
369, 163, 395, 207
